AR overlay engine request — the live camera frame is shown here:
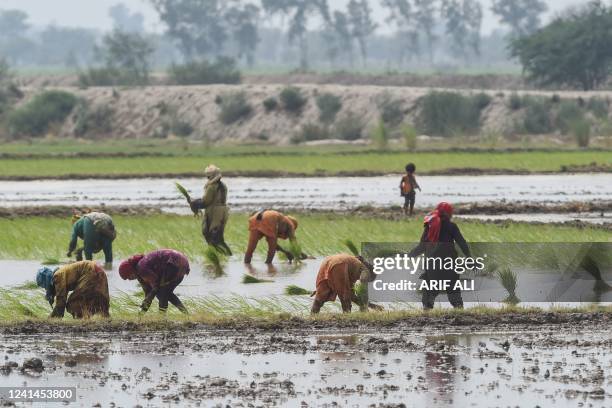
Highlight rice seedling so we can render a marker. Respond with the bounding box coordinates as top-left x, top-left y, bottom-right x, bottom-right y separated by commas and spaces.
284, 285, 312, 296
242, 274, 274, 284
175, 182, 192, 202
354, 282, 368, 307
287, 240, 304, 263
343, 239, 360, 256
12, 281, 39, 290
497, 267, 520, 305
203, 245, 225, 275
41, 257, 60, 265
